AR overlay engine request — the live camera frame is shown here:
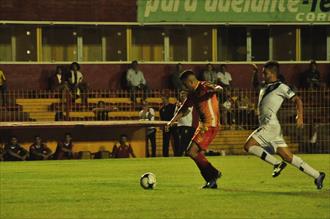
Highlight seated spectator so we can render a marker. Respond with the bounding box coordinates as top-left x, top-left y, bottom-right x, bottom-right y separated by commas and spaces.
92, 101, 112, 121
217, 64, 232, 89
139, 100, 156, 157
68, 62, 88, 105
0, 69, 8, 106
92, 101, 117, 121
29, 135, 53, 160
159, 95, 176, 157
173, 91, 195, 156
304, 60, 321, 89
126, 60, 148, 103
112, 134, 136, 158
50, 66, 70, 99
4, 136, 29, 161
54, 133, 74, 160
170, 63, 184, 97
203, 63, 217, 84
